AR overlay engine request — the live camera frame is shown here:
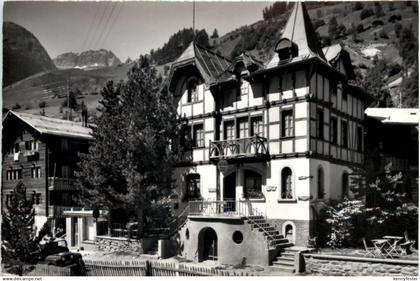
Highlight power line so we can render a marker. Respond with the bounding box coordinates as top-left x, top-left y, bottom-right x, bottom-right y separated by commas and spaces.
81, 2, 102, 52
93, 2, 117, 50
87, 2, 110, 51
91, 2, 112, 49
97, 2, 123, 50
